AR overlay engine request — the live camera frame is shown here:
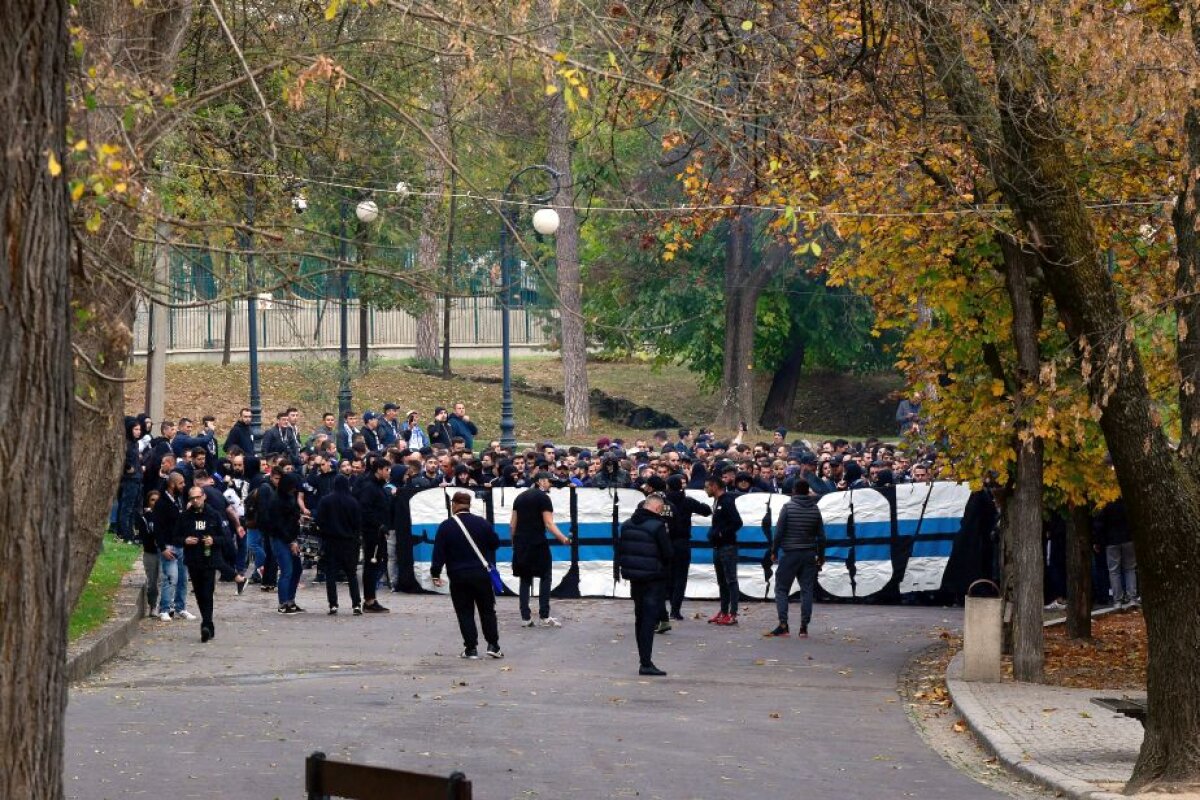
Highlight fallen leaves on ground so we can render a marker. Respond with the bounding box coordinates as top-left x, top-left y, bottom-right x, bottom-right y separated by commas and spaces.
1039, 610, 1146, 690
